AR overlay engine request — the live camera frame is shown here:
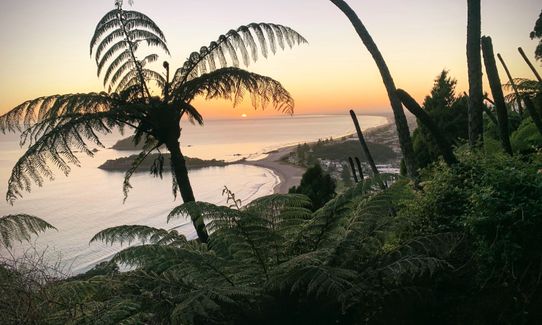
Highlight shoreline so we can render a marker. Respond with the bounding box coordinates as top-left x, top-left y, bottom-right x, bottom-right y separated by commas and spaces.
241, 146, 306, 194
240, 115, 393, 194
